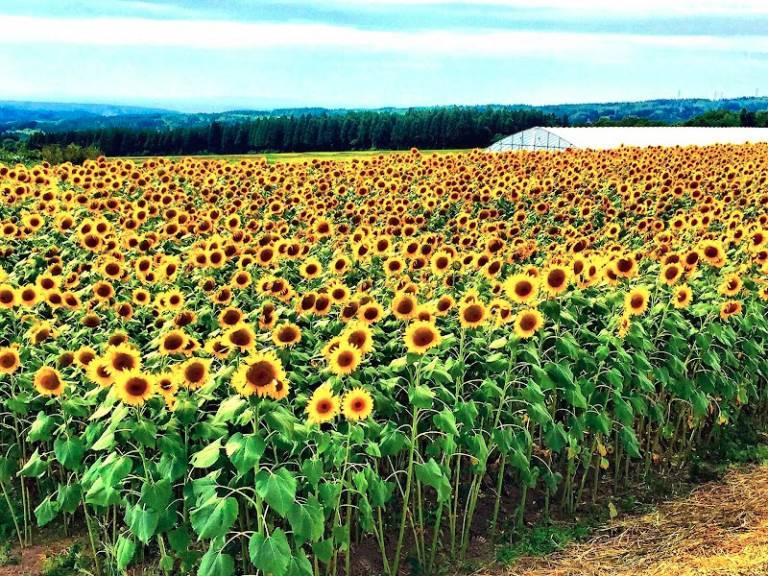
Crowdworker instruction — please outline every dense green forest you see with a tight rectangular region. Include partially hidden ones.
[3,103,768,159]
[23,108,561,155]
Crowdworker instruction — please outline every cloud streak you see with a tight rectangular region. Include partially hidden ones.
[1,14,767,59]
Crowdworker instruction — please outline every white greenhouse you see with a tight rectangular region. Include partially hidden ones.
[486,126,768,152]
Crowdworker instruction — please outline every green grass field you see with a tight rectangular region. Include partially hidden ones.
[121,149,468,163]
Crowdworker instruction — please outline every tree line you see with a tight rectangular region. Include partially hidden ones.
[10,106,768,160]
[25,107,563,156]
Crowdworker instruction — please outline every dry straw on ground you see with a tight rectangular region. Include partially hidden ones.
[480,466,768,576]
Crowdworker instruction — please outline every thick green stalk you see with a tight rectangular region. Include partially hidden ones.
[391,406,419,576]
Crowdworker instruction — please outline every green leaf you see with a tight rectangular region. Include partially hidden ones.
[312,539,334,564]
[408,384,435,409]
[620,427,641,458]
[433,408,459,436]
[255,468,297,518]
[225,433,265,475]
[301,458,323,486]
[199,544,234,576]
[287,498,325,544]
[210,396,247,427]
[127,504,160,544]
[19,449,47,478]
[34,496,60,527]
[54,436,85,471]
[415,458,451,502]
[28,412,55,443]
[191,496,238,540]
[140,479,172,513]
[286,548,314,576]
[191,439,222,469]
[116,536,137,571]
[564,385,588,410]
[249,528,291,576]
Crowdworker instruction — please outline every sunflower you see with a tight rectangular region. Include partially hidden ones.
[543,266,569,296]
[155,371,179,397]
[224,323,257,353]
[614,256,637,279]
[218,306,245,328]
[177,358,211,390]
[272,322,302,348]
[328,343,361,376]
[270,378,291,401]
[159,329,188,356]
[300,257,323,280]
[86,356,114,387]
[624,286,650,316]
[132,288,151,306]
[391,292,417,320]
[0,284,16,309]
[700,240,726,267]
[514,309,544,339]
[0,346,21,375]
[343,321,374,355]
[17,285,40,308]
[34,366,65,397]
[433,294,455,317]
[114,370,155,406]
[358,301,385,325]
[672,284,693,309]
[459,301,487,329]
[504,274,538,304]
[232,351,286,398]
[306,384,340,425]
[204,337,232,360]
[342,388,374,422]
[27,321,56,346]
[719,300,743,321]
[92,280,115,302]
[106,343,141,374]
[74,346,97,369]
[404,321,441,354]
[617,313,631,339]
[659,263,682,286]
[327,281,351,304]
[718,273,742,296]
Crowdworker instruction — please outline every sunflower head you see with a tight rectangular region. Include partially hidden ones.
[86,356,114,387]
[459,301,487,329]
[342,388,374,422]
[106,343,141,373]
[504,274,538,304]
[306,384,340,425]
[624,286,650,316]
[34,366,66,397]
[177,358,211,390]
[272,322,302,348]
[328,343,362,376]
[404,320,441,355]
[672,284,693,309]
[232,351,286,398]
[343,321,374,355]
[114,370,155,406]
[0,346,21,375]
[514,308,544,339]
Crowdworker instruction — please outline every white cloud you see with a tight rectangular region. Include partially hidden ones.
[324,0,768,16]
[0,14,767,58]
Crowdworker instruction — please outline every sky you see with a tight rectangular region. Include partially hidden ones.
[1,0,768,111]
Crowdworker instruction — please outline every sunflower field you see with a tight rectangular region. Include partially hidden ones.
[1,145,767,576]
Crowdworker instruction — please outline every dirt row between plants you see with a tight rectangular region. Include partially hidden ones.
[475,465,768,576]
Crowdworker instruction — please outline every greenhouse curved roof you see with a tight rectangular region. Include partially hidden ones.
[486,126,768,152]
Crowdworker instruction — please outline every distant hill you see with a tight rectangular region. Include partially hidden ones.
[5,97,768,135]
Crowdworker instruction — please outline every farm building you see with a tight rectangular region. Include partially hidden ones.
[486,126,768,152]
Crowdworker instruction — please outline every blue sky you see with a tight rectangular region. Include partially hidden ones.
[1,0,767,111]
